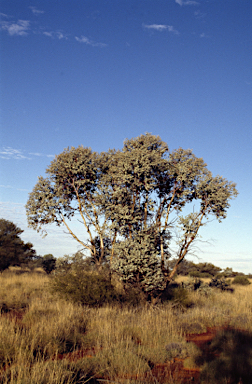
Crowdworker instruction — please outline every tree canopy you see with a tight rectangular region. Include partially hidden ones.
[26,133,238,288]
[0,219,36,271]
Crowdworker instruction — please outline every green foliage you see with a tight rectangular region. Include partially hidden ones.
[25,146,107,266]
[189,271,212,278]
[209,277,234,292]
[182,278,213,296]
[52,255,116,306]
[100,133,169,238]
[0,219,36,272]
[160,283,193,307]
[171,260,222,278]
[218,267,238,278]
[41,254,56,274]
[26,133,238,290]
[52,270,116,306]
[111,230,166,298]
[232,275,251,286]
[170,286,193,308]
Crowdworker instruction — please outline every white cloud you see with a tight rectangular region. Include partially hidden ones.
[43,31,53,37]
[29,6,44,15]
[0,185,13,189]
[75,35,107,47]
[29,152,54,158]
[75,36,90,43]
[56,31,65,40]
[143,24,179,35]
[175,0,199,6]
[0,185,29,192]
[199,33,209,38]
[144,24,168,32]
[1,20,30,36]
[0,147,54,160]
[0,147,31,160]
[43,30,68,40]
[194,10,206,19]
[29,152,43,156]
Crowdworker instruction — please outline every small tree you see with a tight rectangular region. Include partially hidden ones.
[111,229,166,301]
[42,254,56,274]
[0,219,36,272]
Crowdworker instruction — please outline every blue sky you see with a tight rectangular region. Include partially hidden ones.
[0,0,251,273]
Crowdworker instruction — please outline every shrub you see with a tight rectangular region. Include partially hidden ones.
[42,254,56,274]
[51,269,117,306]
[165,342,188,359]
[232,275,251,286]
[111,230,166,300]
[162,285,193,308]
[182,278,212,296]
[117,286,147,306]
[209,277,234,292]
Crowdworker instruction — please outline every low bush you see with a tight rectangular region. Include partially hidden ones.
[182,278,213,296]
[51,269,117,306]
[162,285,194,308]
[232,275,251,285]
[209,277,234,292]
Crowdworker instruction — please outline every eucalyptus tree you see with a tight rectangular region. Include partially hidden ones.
[26,133,238,286]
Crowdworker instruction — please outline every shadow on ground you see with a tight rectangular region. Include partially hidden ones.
[194,328,252,384]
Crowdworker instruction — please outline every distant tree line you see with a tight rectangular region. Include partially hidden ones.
[1,217,249,278]
[0,218,56,274]
[0,218,35,271]
[167,260,249,279]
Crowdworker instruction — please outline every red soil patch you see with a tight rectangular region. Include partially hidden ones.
[54,347,97,362]
[186,326,223,348]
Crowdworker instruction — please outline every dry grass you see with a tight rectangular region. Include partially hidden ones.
[0,270,252,383]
